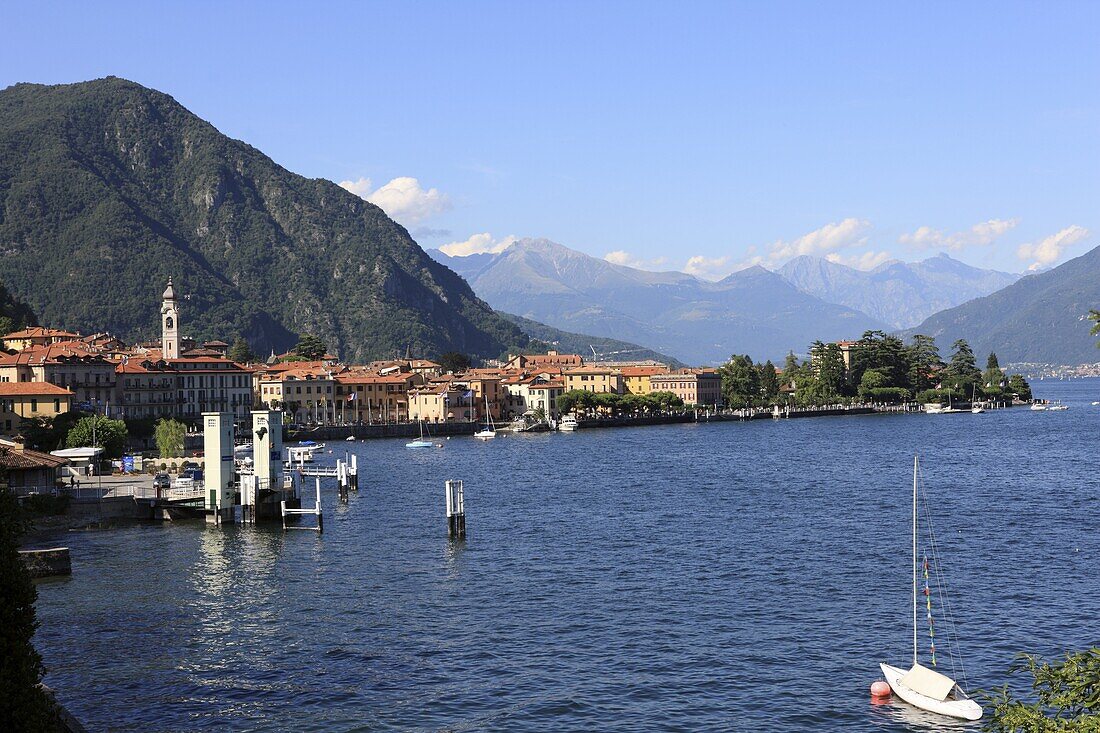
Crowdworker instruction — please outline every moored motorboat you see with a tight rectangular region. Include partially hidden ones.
[559,414,579,431]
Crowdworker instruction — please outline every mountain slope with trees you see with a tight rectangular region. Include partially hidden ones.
[903,243,1100,364]
[0,77,531,362]
[0,281,36,336]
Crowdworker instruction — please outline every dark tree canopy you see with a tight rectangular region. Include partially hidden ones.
[293,335,328,361]
[437,351,471,374]
[0,487,60,730]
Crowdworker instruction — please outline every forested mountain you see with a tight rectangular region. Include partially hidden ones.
[0,280,37,335]
[903,244,1100,365]
[779,254,1020,328]
[431,239,886,363]
[0,77,531,361]
[498,312,685,367]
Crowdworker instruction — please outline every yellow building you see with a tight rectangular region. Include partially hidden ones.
[333,371,423,424]
[619,365,670,395]
[256,368,336,425]
[0,382,73,434]
[563,366,623,394]
[408,384,471,423]
[1,327,81,352]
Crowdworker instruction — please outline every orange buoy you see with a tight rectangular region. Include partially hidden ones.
[870,680,892,698]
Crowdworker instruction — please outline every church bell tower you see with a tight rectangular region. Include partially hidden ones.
[161,277,180,359]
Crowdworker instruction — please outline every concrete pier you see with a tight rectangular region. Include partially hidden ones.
[19,547,72,578]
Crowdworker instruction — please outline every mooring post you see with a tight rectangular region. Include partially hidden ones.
[280,500,287,530]
[315,477,323,532]
[349,454,359,491]
[446,479,466,539]
[337,460,349,503]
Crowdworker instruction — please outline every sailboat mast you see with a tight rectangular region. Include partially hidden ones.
[913,454,918,666]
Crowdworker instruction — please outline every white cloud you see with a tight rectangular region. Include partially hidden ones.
[439,233,518,257]
[339,176,452,226]
[1016,225,1090,271]
[825,250,894,270]
[684,255,734,280]
[604,250,669,270]
[899,218,1019,251]
[767,218,871,261]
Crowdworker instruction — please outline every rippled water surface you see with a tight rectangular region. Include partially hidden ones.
[33,379,1100,731]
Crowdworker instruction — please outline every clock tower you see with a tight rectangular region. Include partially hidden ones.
[161,277,180,359]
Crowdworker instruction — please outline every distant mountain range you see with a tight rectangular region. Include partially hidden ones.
[903,243,1100,365]
[0,77,532,362]
[498,312,684,368]
[430,239,886,364]
[778,254,1020,329]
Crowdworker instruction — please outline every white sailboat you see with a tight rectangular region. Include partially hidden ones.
[474,395,497,439]
[879,456,982,722]
[406,419,437,449]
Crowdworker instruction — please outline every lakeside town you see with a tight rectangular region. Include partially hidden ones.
[0,278,1048,482]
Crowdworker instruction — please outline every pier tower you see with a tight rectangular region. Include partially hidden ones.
[161,277,180,359]
[203,412,235,523]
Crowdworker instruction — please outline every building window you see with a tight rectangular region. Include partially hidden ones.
[54,399,60,412]
[30,399,37,411]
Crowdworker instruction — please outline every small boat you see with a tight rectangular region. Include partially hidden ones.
[1048,402,1069,411]
[474,395,497,440]
[970,405,985,414]
[923,403,944,414]
[559,414,579,431]
[345,435,355,441]
[1092,401,1099,406]
[1030,402,1048,411]
[406,419,438,449]
[879,456,982,721]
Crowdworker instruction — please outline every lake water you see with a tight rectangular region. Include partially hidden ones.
[33,378,1100,732]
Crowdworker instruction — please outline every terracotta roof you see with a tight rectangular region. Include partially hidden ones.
[334,372,412,385]
[619,366,670,377]
[0,382,74,396]
[0,444,69,470]
[2,327,81,340]
[0,343,108,365]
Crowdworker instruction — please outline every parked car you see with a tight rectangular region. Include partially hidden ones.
[152,473,171,490]
[181,460,200,471]
[180,468,204,483]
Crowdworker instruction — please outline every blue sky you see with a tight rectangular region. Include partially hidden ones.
[3,1,1097,277]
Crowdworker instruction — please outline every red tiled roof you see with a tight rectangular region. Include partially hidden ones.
[0,444,69,470]
[0,382,73,396]
[2,327,81,340]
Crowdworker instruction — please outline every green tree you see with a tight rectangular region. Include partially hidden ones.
[18,411,85,452]
[0,487,60,730]
[65,415,128,458]
[758,360,780,403]
[293,334,328,360]
[906,334,944,395]
[1090,309,1100,343]
[154,418,186,459]
[808,341,846,402]
[943,339,982,397]
[1007,374,1033,402]
[437,351,471,374]
[719,355,760,407]
[983,352,1007,398]
[227,337,255,364]
[983,649,1100,731]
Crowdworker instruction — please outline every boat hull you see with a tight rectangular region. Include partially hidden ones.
[879,663,982,721]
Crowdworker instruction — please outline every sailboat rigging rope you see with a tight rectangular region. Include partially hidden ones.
[916,465,970,691]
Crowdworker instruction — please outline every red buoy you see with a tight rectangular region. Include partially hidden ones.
[870,680,892,698]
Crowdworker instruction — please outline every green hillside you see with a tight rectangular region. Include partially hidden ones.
[0,77,530,361]
[905,244,1100,365]
[499,312,686,367]
[0,280,37,335]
